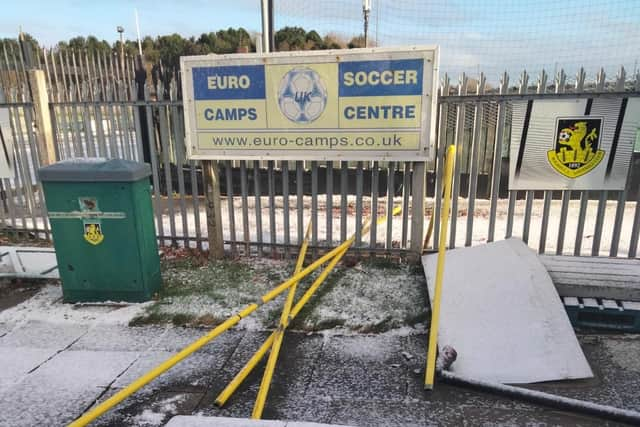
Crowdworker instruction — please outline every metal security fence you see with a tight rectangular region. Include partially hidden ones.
[1,48,639,259]
[0,101,50,239]
[434,68,640,258]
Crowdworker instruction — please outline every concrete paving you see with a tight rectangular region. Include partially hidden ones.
[0,320,639,426]
[165,415,353,426]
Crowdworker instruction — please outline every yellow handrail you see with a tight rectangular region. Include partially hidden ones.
[424,145,456,390]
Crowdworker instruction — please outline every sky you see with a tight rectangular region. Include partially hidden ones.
[0,0,262,46]
[2,0,639,80]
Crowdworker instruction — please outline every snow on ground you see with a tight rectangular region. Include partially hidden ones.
[295,263,427,332]
[143,257,294,329]
[0,250,426,344]
[132,394,190,426]
[155,196,640,257]
[138,256,427,333]
[11,196,639,258]
[0,284,151,326]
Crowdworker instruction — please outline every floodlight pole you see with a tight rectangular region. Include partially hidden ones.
[117,26,125,78]
[363,0,371,47]
[135,8,143,56]
[268,0,275,51]
[261,0,270,53]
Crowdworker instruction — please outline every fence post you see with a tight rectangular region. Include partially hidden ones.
[28,69,56,166]
[409,161,426,260]
[203,159,225,259]
[135,55,152,163]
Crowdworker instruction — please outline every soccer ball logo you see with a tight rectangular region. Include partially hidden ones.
[278,68,327,124]
[558,130,571,143]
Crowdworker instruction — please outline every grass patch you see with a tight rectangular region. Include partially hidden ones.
[130,256,295,328]
[132,252,428,333]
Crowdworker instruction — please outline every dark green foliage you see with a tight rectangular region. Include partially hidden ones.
[2,27,364,82]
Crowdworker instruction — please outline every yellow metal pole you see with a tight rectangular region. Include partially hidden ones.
[217,207,401,409]
[422,209,435,252]
[288,245,349,319]
[214,332,275,407]
[249,246,349,419]
[71,206,404,426]
[68,314,246,427]
[424,145,456,390]
[215,246,349,408]
[252,222,312,418]
[69,229,338,427]
[253,207,401,416]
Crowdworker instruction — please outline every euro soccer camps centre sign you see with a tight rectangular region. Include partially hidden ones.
[180,47,439,160]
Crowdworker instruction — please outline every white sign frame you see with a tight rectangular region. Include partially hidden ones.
[180,46,439,161]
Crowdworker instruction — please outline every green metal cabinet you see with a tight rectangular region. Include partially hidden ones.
[39,159,161,302]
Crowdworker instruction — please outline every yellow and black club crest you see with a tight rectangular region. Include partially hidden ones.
[547,118,605,178]
[83,221,104,245]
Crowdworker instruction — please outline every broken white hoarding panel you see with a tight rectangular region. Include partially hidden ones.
[422,238,593,384]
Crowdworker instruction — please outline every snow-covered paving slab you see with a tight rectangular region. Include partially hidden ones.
[0,346,58,389]
[112,350,234,390]
[0,288,157,426]
[0,322,13,337]
[69,324,168,352]
[422,238,593,384]
[0,284,151,326]
[0,319,87,349]
[166,415,354,427]
[0,349,138,426]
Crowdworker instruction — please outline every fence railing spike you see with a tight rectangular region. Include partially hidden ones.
[499,71,509,94]
[616,66,626,91]
[458,73,467,96]
[519,70,529,94]
[478,72,486,94]
[537,69,548,94]
[576,67,586,91]
[596,67,606,91]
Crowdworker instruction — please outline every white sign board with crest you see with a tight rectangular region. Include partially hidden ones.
[509,98,639,190]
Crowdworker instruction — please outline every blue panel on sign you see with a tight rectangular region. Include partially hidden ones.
[339,59,423,97]
[192,65,265,100]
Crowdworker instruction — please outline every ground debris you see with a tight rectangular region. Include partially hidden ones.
[401,351,414,360]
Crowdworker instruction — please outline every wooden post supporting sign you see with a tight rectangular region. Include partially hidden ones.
[28,69,56,166]
[203,159,225,259]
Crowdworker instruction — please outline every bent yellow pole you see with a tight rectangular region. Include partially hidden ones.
[424,145,456,390]
[252,221,313,419]
[422,208,435,252]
